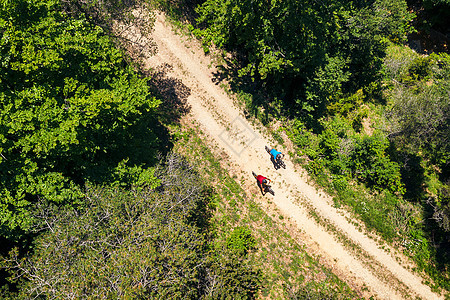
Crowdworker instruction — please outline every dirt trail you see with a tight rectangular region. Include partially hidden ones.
[140,12,442,299]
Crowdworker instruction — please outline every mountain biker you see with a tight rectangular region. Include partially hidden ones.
[268,148,284,169]
[269,148,284,162]
[256,174,271,195]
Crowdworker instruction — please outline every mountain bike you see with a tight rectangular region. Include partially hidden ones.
[265,185,275,196]
[277,157,286,169]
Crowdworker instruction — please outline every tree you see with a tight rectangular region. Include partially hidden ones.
[59,0,157,62]
[387,53,450,170]
[386,52,450,236]
[1,154,261,298]
[195,0,414,117]
[0,0,160,239]
[350,135,405,194]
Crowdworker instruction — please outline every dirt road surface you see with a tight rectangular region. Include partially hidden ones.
[129,12,443,299]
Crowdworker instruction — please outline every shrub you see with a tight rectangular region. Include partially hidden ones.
[332,176,349,193]
[226,226,257,256]
[408,56,433,81]
[350,136,405,194]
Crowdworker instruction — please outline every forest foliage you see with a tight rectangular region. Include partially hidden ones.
[191,0,450,291]
[194,0,414,116]
[1,0,449,297]
[2,154,260,298]
[0,0,261,297]
[0,0,161,239]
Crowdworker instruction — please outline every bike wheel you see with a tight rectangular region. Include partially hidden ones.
[266,186,275,196]
[265,146,270,153]
[252,171,257,179]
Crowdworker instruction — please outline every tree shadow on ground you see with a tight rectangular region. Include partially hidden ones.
[393,151,427,202]
[147,63,191,124]
[211,54,324,132]
[154,0,202,25]
[391,148,450,287]
[422,199,450,285]
[407,0,450,54]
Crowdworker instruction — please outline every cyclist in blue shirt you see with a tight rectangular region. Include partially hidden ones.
[265,146,285,169]
[270,148,283,162]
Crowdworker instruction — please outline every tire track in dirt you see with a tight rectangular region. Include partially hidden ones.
[138,12,442,300]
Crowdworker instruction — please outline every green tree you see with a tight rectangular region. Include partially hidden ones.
[195,0,413,117]
[350,135,404,194]
[0,0,160,239]
[387,53,450,170]
[1,154,260,298]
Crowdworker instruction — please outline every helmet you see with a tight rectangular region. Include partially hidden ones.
[262,179,267,184]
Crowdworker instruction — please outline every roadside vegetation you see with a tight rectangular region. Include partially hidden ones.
[173,123,361,299]
[0,0,259,298]
[0,0,359,298]
[166,0,449,293]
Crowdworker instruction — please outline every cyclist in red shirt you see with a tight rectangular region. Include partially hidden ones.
[252,171,272,195]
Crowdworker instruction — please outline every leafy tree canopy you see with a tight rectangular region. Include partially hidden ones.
[1,154,260,298]
[0,0,161,239]
[195,0,414,116]
[386,52,450,173]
